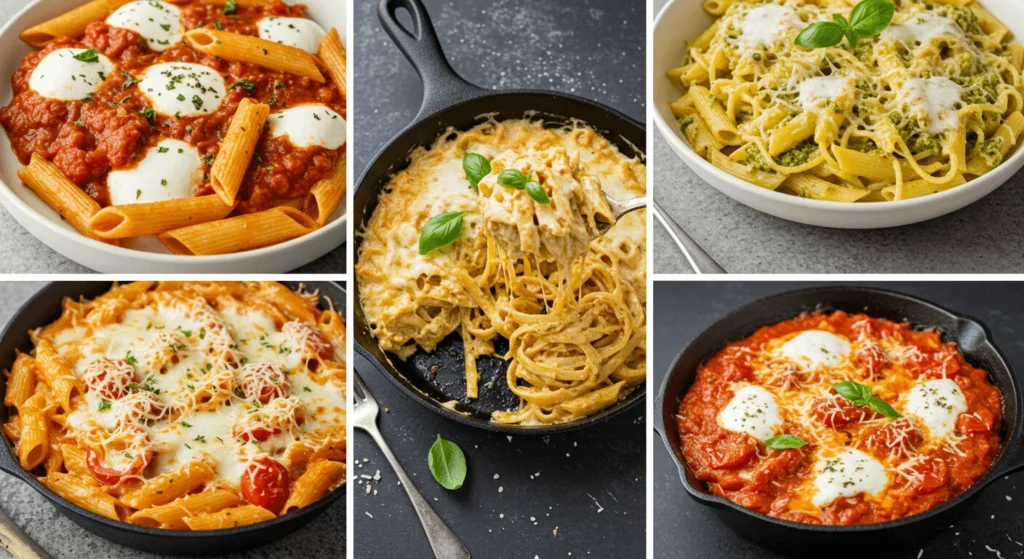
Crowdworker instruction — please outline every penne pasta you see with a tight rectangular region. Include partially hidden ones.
[4,353,37,411]
[303,155,346,226]
[43,473,128,521]
[88,195,235,239]
[318,28,347,97]
[19,0,132,46]
[211,98,270,205]
[184,29,325,82]
[122,462,216,509]
[17,393,49,470]
[33,340,83,413]
[17,154,111,244]
[130,490,240,530]
[184,505,276,530]
[158,206,319,255]
[281,460,344,514]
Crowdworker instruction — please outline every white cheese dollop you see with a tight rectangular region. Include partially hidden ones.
[29,48,114,101]
[719,385,782,442]
[812,448,889,507]
[257,16,327,54]
[107,138,203,205]
[137,62,226,117]
[777,330,851,370]
[268,104,346,149]
[904,378,968,439]
[897,77,963,135]
[106,0,183,52]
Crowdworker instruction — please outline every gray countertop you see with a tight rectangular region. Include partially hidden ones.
[653,281,1024,559]
[652,0,1024,275]
[0,282,346,559]
[0,0,345,274]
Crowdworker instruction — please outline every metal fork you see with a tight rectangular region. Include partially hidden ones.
[353,371,471,559]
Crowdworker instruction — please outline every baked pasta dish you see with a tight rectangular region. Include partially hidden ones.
[0,0,347,255]
[677,311,1003,525]
[1,282,346,530]
[668,0,1024,202]
[356,118,646,426]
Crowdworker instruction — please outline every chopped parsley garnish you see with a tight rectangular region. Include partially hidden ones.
[98,399,111,411]
[214,20,223,30]
[73,49,100,62]
[74,120,84,127]
[191,95,203,110]
[230,78,256,93]
[125,351,138,365]
[202,153,216,165]
[139,107,156,122]
[223,0,237,15]
[194,435,206,443]
[181,421,192,428]
[158,147,169,153]
[109,95,132,107]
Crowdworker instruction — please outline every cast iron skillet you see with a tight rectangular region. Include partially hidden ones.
[353,0,647,434]
[0,281,347,556]
[655,287,1024,551]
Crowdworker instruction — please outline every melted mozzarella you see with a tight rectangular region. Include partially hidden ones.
[107,138,202,205]
[897,77,963,135]
[883,12,964,47]
[904,378,967,439]
[257,16,326,54]
[29,48,114,101]
[106,0,183,52]
[138,62,226,116]
[719,385,781,441]
[736,4,803,49]
[777,330,851,369]
[799,76,851,109]
[811,448,888,507]
[268,104,346,149]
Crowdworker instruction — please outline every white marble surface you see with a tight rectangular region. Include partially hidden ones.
[0,282,346,559]
[653,0,1024,274]
[0,0,345,273]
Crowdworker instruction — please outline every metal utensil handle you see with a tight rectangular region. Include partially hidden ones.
[652,201,726,274]
[364,424,471,559]
[610,196,647,221]
[0,508,53,559]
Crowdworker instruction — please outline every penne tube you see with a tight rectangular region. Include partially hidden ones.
[17,154,113,244]
[318,28,347,97]
[882,174,966,201]
[122,461,216,509]
[42,473,128,521]
[184,29,325,82]
[4,353,37,411]
[17,393,49,470]
[211,99,270,205]
[20,0,132,46]
[689,85,739,146]
[158,206,318,255]
[33,340,83,413]
[184,505,276,530]
[281,460,345,514]
[130,490,240,530]
[711,150,787,190]
[88,195,235,239]
[781,173,871,202]
[303,156,346,226]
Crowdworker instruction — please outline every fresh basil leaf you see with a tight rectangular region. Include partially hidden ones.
[850,0,895,38]
[223,0,237,14]
[428,435,467,490]
[833,380,873,405]
[764,434,807,450]
[419,211,464,255]
[462,153,491,188]
[525,181,550,204]
[795,22,846,49]
[867,396,903,418]
[833,14,859,48]
[497,169,528,189]
[73,49,100,62]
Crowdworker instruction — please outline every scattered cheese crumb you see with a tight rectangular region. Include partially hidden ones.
[498,486,504,493]
[494,473,500,480]
[365,512,373,518]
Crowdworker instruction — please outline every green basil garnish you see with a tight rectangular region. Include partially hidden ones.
[462,152,490,188]
[497,169,528,190]
[764,434,806,450]
[223,0,237,15]
[419,211,464,255]
[833,380,903,418]
[73,49,100,62]
[427,435,467,490]
[795,0,894,49]
[525,181,550,204]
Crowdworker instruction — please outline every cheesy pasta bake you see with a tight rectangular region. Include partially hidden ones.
[357,118,646,426]
[1,282,346,530]
[668,0,1024,202]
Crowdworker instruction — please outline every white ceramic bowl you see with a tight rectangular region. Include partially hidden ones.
[653,0,1024,229]
[0,0,347,272]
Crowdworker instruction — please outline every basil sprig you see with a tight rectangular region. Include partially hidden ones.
[764,434,807,450]
[462,153,491,188]
[419,211,464,255]
[796,0,894,49]
[525,180,550,204]
[497,169,529,190]
[428,435,467,490]
[833,380,903,418]
[73,49,100,62]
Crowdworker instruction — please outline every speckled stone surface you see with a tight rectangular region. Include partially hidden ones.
[354,1,646,557]
[0,282,346,559]
[654,281,1024,559]
[0,0,345,274]
[652,0,1024,275]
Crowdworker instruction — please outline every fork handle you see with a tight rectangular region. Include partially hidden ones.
[363,425,471,559]
[0,508,53,559]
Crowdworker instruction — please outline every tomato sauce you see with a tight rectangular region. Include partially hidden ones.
[676,311,1003,525]
[0,1,344,213]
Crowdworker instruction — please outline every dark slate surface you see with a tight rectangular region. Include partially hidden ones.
[353,352,646,558]
[354,0,646,177]
[653,281,1024,559]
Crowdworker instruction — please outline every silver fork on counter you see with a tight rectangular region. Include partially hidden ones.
[353,372,471,559]
[0,508,53,559]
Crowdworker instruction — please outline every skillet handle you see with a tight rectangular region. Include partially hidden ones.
[0,508,53,559]
[992,388,1024,478]
[378,0,487,119]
